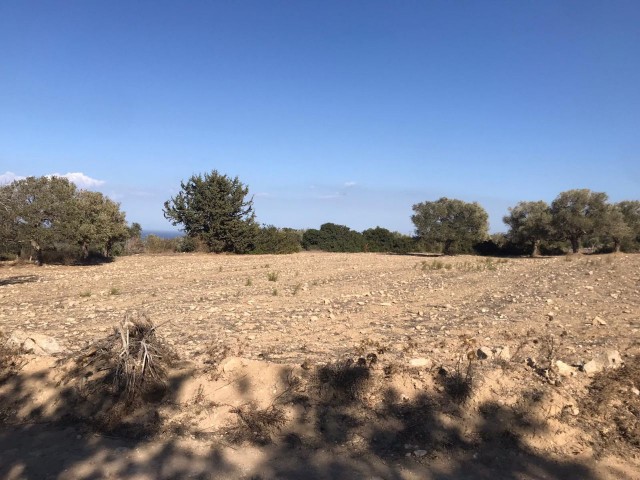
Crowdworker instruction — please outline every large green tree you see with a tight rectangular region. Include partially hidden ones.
[503,201,553,257]
[550,189,608,253]
[74,190,130,258]
[617,201,640,251]
[411,198,489,255]
[163,171,257,253]
[0,176,131,264]
[1,176,77,264]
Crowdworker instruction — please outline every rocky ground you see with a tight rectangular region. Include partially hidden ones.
[0,252,639,479]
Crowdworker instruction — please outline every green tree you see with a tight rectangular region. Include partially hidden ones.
[362,227,413,253]
[599,204,632,253]
[550,189,608,253]
[617,201,640,251]
[163,171,257,253]
[74,190,129,258]
[3,176,78,265]
[301,223,364,252]
[252,226,302,254]
[503,201,553,257]
[411,198,489,255]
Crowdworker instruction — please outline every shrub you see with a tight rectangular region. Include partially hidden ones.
[302,223,364,252]
[252,226,302,254]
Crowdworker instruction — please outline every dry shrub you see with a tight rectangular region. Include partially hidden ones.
[0,332,22,379]
[225,403,287,445]
[313,358,373,404]
[62,311,177,431]
[581,355,640,451]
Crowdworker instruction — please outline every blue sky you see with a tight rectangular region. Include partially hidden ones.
[1,1,639,233]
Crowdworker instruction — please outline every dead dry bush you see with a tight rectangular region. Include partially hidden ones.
[0,332,25,425]
[61,311,177,432]
[580,355,640,452]
[0,332,22,379]
[224,403,287,445]
[312,358,374,405]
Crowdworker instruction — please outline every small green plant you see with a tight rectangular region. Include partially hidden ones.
[245,278,253,286]
[311,279,319,286]
[267,271,279,282]
[109,287,121,296]
[292,283,302,295]
[80,291,92,298]
[272,288,278,296]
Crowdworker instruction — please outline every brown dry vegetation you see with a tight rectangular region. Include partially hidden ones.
[0,252,639,479]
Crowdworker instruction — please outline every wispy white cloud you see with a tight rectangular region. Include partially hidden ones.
[344,181,357,187]
[0,172,26,184]
[316,192,342,200]
[49,172,105,188]
[1,171,106,188]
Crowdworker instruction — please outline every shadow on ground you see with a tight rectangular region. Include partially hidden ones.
[0,359,617,480]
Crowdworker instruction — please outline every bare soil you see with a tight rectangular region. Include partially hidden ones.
[1,252,639,479]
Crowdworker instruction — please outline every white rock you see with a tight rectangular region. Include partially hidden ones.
[8,330,63,355]
[582,360,602,376]
[409,358,432,368]
[414,449,428,457]
[555,360,576,377]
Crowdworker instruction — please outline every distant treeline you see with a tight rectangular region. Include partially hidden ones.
[2,172,639,264]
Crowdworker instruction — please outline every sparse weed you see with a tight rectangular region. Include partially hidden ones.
[292,283,302,295]
[80,291,92,298]
[267,271,279,282]
[272,288,278,296]
[109,287,121,296]
[245,278,253,287]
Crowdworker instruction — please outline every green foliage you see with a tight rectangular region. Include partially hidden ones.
[302,223,364,252]
[503,201,553,256]
[252,226,302,254]
[163,170,257,253]
[362,227,414,253]
[0,176,130,264]
[550,189,608,253]
[411,198,489,255]
[616,201,640,252]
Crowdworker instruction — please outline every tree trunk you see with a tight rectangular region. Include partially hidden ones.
[531,239,541,257]
[30,240,43,266]
[614,240,621,253]
[570,237,580,254]
[82,242,89,260]
[443,239,453,255]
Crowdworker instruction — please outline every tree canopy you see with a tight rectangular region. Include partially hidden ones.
[163,171,257,253]
[411,198,488,255]
[503,201,553,257]
[0,176,130,264]
[550,189,608,253]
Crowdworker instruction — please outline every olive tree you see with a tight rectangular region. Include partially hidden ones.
[74,190,129,258]
[503,201,552,257]
[411,198,489,255]
[550,189,608,253]
[163,170,257,253]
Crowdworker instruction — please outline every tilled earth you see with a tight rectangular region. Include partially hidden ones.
[1,252,640,480]
[1,252,639,367]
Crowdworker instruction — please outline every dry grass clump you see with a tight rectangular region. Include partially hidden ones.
[225,403,287,445]
[581,355,640,451]
[64,311,177,410]
[0,332,22,379]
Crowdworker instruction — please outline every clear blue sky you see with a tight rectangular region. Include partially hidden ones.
[1,1,639,233]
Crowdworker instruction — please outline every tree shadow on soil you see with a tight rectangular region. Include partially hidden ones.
[0,275,38,287]
[0,359,612,480]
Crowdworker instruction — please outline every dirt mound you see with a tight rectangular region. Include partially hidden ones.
[580,355,640,454]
